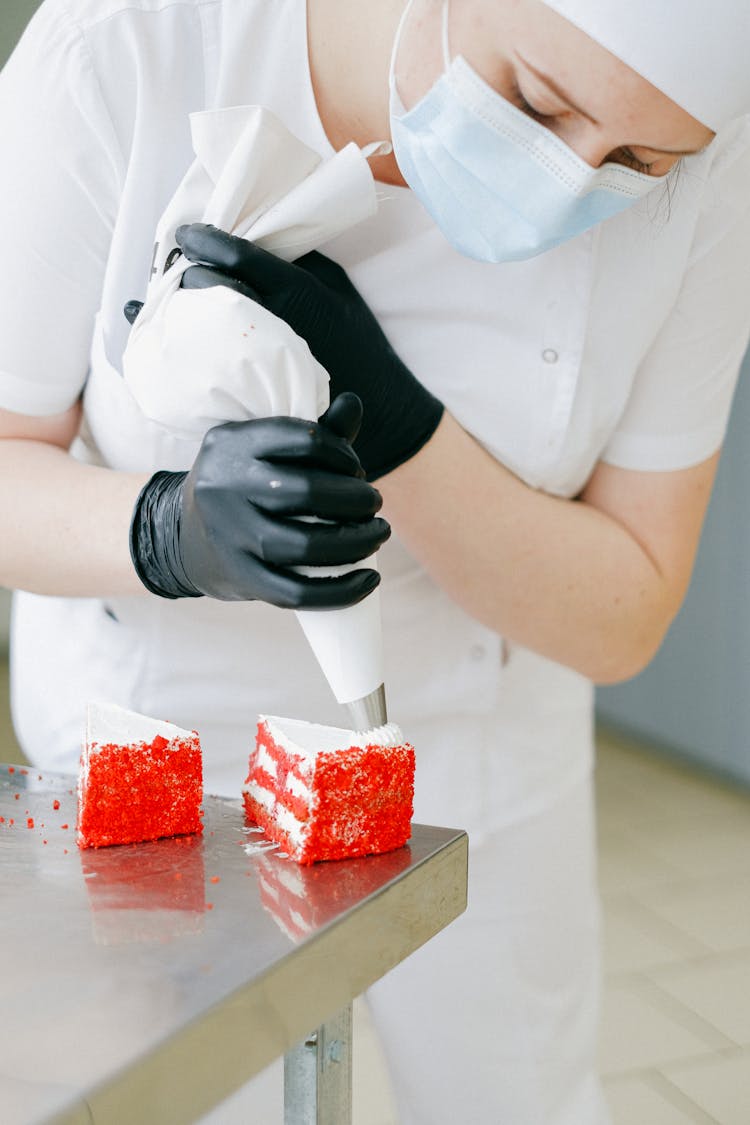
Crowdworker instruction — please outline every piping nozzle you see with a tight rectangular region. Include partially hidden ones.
[345,683,388,731]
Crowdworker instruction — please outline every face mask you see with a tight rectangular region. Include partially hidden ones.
[388,0,668,263]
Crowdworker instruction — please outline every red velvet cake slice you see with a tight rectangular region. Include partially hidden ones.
[242,715,415,865]
[77,701,203,849]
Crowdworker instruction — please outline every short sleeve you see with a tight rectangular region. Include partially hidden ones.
[0,0,123,416]
[602,122,750,472]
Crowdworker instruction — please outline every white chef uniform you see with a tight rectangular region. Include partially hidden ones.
[1,2,750,1122]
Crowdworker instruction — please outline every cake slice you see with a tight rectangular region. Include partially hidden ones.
[242,715,415,865]
[77,701,203,848]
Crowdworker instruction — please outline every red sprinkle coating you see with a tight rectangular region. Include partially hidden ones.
[243,719,415,865]
[7,766,14,774]
[53,800,60,811]
[77,730,203,849]
[27,818,34,829]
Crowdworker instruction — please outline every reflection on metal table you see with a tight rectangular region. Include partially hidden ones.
[0,765,468,1124]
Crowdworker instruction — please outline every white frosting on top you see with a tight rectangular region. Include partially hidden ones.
[260,715,404,762]
[87,700,194,749]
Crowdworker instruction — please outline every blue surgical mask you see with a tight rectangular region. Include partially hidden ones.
[388,0,668,263]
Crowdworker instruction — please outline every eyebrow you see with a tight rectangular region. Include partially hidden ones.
[513,51,707,157]
[514,51,600,125]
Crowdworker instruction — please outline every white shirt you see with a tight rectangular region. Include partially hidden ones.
[2,0,750,834]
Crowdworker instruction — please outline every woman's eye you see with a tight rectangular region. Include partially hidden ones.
[614,147,656,175]
[512,83,551,121]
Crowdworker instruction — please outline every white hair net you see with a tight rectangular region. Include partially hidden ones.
[541,0,750,130]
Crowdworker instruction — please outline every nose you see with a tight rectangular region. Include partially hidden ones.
[556,120,615,169]
[570,139,614,170]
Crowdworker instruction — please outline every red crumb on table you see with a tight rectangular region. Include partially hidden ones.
[0,816,4,824]
[53,800,60,811]
[9,818,14,825]
[77,732,202,849]
[205,902,214,911]
[13,794,19,801]
[61,824,69,830]
[210,876,220,884]
[26,818,34,829]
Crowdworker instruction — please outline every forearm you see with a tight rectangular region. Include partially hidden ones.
[380,413,688,684]
[0,439,148,596]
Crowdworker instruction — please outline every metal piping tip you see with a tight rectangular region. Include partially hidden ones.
[344,684,388,730]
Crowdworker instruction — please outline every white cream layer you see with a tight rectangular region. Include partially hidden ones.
[254,742,278,779]
[244,779,307,848]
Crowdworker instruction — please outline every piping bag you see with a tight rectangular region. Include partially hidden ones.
[122,106,390,728]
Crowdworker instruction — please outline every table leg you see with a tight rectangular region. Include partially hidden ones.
[284,1003,353,1124]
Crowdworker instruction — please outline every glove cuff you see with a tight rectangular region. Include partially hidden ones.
[358,367,445,482]
[129,471,202,599]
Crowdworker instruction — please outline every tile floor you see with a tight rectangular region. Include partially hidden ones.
[1,659,749,1124]
[596,726,750,1125]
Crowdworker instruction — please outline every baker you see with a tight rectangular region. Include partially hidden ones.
[1,1,749,1121]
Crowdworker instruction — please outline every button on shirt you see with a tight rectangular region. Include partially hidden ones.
[2,0,750,830]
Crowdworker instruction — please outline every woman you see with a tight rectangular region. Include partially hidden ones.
[1,0,749,1121]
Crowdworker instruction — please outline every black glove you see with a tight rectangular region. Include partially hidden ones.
[129,393,390,609]
[170,223,444,480]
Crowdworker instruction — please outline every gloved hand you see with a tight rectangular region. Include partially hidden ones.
[129,393,390,609]
[168,223,445,480]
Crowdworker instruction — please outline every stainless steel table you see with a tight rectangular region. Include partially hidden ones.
[0,765,468,1124]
